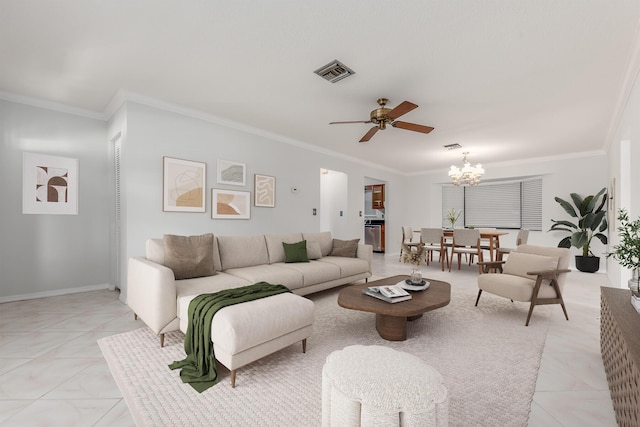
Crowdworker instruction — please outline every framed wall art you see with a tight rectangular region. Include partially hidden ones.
[212,189,251,219]
[163,157,206,212]
[23,152,79,215]
[254,174,276,207]
[217,159,246,186]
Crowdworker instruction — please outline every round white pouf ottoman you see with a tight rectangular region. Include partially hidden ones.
[322,345,448,427]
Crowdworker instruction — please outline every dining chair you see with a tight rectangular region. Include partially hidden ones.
[496,229,530,261]
[449,228,483,273]
[399,226,422,261]
[420,228,449,271]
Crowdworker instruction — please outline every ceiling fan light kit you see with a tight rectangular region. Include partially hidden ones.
[449,152,485,186]
[330,98,434,142]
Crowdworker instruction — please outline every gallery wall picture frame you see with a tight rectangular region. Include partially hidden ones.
[254,174,276,207]
[163,156,206,212]
[212,188,251,219]
[217,159,246,186]
[23,152,79,215]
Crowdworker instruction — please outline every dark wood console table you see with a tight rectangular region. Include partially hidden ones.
[600,286,640,426]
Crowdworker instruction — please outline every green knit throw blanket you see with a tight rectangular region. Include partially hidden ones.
[168,282,291,393]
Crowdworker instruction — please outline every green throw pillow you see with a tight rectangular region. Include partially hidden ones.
[283,240,309,263]
[330,238,360,257]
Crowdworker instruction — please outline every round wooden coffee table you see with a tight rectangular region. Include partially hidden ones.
[338,275,451,341]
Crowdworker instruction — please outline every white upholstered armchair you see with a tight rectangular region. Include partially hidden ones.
[476,244,571,326]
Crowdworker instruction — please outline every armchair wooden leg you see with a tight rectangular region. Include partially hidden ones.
[230,370,236,388]
[159,333,165,348]
[475,290,482,306]
[302,338,307,353]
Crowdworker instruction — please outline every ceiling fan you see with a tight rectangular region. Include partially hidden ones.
[330,98,434,142]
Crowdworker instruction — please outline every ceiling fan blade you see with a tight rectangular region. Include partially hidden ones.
[329,120,372,124]
[392,121,435,134]
[359,126,379,142]
[386,101,418,120]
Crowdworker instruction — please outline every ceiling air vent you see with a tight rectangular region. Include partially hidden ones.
[314,60,355,83]
[444,143,462,150]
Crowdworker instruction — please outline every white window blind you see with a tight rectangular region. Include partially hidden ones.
[466,182,521,228]
[442,178,543,230]
[521,179,542,231]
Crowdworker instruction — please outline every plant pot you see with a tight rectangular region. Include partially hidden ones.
[575,256,600,273]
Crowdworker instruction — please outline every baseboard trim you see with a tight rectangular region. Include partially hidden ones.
[0,283,112,303]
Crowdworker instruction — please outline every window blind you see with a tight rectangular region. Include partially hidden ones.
[442,178,543,230]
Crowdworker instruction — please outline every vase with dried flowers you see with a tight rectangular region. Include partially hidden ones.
[445,208,461,229]
[401,243,426,284]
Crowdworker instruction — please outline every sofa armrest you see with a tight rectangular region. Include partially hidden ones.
[357,244,373,273]
[127,256,178,335]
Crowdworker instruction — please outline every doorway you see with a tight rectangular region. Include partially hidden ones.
[364,177,387,253]
[320,168,348,237]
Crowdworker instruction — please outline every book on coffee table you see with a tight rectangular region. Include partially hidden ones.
[363,285,412,303]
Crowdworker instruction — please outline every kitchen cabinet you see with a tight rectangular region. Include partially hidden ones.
[369,184,385,209]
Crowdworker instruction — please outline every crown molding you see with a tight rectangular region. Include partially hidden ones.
[0,90,105,120]
[106,90,404,175]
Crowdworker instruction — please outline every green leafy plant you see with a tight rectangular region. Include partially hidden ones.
[444,208,461,228]
[606,208,640,269]
[549,187,608,257]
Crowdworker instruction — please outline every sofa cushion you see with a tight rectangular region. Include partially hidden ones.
[265,233,304,264]
[176,273,252,320]
[503,252,558,280]
[330,238,360,258]
[163,233,215,280]
[210,292,315,355]
[303,232,333,257]
[477,273,559,302]
[317,256,370,278]
[306,240,323,260]
[218,234,269,270]
[283,240,309,263]
[275,260,341,285]
[224,264,305,290]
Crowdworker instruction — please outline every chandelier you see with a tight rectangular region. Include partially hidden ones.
[448,152,485,186]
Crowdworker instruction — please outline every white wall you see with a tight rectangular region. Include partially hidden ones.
[607,64,640,288]
[0,99,111,300]
[402,153,609,267]
[118,101,407,300]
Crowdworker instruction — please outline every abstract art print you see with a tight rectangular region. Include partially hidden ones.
[254,174,275,207]
[212,189,250,219]
[217,159,246,186]
[163,157,206,212]
[23,152,78,215]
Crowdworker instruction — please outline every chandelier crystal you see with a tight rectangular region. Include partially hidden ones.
[448,152,485,186]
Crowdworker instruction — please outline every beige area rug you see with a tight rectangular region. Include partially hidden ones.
[99,288,551,426]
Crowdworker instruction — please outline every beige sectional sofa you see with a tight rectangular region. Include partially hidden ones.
[127,231,372,346]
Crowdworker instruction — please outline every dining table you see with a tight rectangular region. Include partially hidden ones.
[443,229,508,262]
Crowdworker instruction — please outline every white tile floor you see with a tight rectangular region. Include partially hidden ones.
[0,253,618,426]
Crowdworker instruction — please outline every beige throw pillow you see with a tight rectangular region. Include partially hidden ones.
[306,240,323,260]
[163,233,215,280]
[330,238,360,258]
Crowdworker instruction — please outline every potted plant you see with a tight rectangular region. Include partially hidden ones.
[549,187,608,272]
[444,208,461,229]
[606,208,640,295]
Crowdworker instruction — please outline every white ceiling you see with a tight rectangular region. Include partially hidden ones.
[2,1,639,174]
